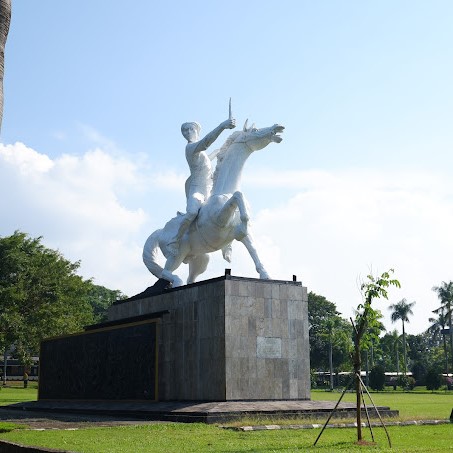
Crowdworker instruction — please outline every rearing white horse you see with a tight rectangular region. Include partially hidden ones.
[143,120,284,287]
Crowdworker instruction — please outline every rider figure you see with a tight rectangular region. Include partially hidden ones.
[167,116,236,256]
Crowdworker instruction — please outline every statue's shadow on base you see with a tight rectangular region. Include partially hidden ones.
[126,279,172,302]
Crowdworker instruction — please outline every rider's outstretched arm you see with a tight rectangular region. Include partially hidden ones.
[194,119,235,153]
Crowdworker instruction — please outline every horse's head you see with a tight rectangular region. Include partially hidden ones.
[240,120,285,151]
[212,120,285,195]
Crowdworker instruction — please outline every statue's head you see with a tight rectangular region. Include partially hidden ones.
[181,122,201,142]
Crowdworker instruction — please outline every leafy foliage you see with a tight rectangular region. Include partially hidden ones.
[379,330,402,372]
[432,281,453,320]
[369,364,385,390]
[354,269,400,349]
[308,292,352,371]
[0,231,125,366]
[361,269,401,304]
[411,361,427,385]
[87,284,127,323]
[355,307,385,352]
[354,270,400,348]
[389,298,416,325]
[425,367,442,391]
[396,374,415,390]
[432,281,453,373]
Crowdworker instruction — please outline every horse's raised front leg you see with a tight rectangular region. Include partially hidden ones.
[239,234,270,279]
[217,191,250,238]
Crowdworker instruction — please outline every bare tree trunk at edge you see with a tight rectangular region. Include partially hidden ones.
[0,0,12,133]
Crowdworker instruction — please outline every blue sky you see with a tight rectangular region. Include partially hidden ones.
[1,1,453,334]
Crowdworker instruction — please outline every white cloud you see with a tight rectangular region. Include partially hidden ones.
[0,142,54,175]
[0,142,151,293]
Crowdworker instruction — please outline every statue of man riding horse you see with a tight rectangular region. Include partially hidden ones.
[143,100,284,288]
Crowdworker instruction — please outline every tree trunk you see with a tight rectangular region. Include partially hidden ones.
[449,303,453,373]
[354,337,362,441]
[396,345,399,376]
[442,333,448,374]
[329,339,334,391]
[2,348,7,385]
[402,321,407,376]
[0,0,11,132]
[365,350,369,387]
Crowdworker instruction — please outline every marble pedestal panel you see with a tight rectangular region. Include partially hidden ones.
[108,276,310,401]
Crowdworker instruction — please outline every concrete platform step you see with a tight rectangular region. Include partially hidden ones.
[3,400,399,424]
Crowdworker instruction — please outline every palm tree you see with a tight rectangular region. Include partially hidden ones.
[0,0,12,132]
[428,309,449,373]
[432,281,453,372]
[326,318,336,391]
[320,317,340,391]
[388,329,401,376]
[389,298,415,375]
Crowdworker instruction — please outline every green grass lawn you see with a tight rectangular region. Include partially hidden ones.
[0,384,38,406]
[1,422,452,452]
[0,387,452,452]
[311,389,453,421]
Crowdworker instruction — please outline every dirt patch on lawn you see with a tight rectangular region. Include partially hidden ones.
[0,408,165,430]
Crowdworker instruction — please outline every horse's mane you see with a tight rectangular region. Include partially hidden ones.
[212,131,242,187]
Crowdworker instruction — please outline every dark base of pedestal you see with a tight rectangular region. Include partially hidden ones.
[3,399,399,424]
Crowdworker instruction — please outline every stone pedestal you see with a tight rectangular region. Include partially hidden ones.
[108,275,310,401]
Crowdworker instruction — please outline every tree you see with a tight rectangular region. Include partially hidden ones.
[432,281,453,372]
[389,298,415,375]
[319,316,352,390]
[352,269,400,442]
[308,292,351,377]
[369,364,385,391]
[0,231,94,366]
[428,309,449,373]
[87,284,127,323]
[379,330,401,375]
[359,308,385,386]
[406,332,445,386]
[0,0,11,132]
[308,292,339,370]
[425,367,442,391]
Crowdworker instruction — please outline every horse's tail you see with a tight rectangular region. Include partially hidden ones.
[143,229,164,279]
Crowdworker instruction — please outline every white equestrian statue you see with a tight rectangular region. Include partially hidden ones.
[142,120,284,287]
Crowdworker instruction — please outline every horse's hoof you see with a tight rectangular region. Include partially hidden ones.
[162,270,184,287]
[172,276,184,287]
[222,244,233,263]
[259,271,270,279]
